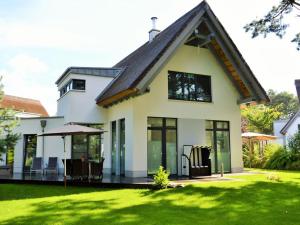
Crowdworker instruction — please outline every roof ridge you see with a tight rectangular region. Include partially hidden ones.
[3,94,42,103]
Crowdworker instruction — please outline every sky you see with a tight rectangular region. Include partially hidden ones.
[0,0,300,115]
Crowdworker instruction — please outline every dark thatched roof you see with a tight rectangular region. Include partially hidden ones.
[94,1,269,106]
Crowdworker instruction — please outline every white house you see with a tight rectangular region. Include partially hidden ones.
[12,1,269,177]
[0,95,48,166]
[273,80,300,146]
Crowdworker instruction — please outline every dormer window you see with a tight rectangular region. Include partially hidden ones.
[60,79,86,97]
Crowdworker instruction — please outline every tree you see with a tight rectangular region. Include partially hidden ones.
[244,0,300,50]
[266,89,299,119]
[0,79,20,164]
[241,104,282,134]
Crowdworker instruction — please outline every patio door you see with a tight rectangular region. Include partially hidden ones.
[147,117,177,175]
[205,121,231,173]
[23,134,37,173]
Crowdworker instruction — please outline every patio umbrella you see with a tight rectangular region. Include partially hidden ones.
[38,124,104,188]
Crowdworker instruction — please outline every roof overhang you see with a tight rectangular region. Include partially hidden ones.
[96,1,269,107]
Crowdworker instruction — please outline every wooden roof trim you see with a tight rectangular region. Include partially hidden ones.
[97,88,138,107]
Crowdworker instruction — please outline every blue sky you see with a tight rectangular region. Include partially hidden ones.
[1,0,300,115]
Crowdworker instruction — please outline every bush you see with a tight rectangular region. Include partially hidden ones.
[288,132,300,154]
[153,166,170,189]
[264,147,292,169]
[243,143,281,168]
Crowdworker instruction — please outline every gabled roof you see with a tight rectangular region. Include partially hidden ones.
[0,95,49,116]
[95,1,269,107]
[56,67,123,85]
[280,110,300,135]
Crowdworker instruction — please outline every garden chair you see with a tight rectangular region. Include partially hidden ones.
[30,157,43,176]
[44,157,58,175]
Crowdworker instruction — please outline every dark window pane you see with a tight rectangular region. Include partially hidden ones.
[73,79,85,90]
[168,71,211,102]
[166,118,176,128]
[216,121,229,129]
[147,117,163,128]
[111,121,117,174]
[205,120,213,129]
[72,135,88,159]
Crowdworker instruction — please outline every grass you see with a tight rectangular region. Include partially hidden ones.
[0,170,300,225]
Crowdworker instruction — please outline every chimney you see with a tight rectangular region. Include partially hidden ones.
[295,79,300,102]
[149,17,160,42]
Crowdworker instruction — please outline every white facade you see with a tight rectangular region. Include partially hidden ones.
[105,45,243,176]
[11,43,248,178]
[274,115,300,146]
[273,119,289,146]
[11,46,244,177]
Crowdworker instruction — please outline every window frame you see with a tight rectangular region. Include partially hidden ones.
[59,79,86,97]
[168,70,212,103]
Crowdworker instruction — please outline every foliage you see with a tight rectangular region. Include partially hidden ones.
[0,78,20,163]
[243,143,283,169]
[287,132,300,154]
[264,147,292,169]
[153,166,170,189]
[244,0,300,50]
[241,104,282,134]
[266,89,299,119]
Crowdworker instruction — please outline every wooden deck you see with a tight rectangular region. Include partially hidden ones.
[0,173,231,189]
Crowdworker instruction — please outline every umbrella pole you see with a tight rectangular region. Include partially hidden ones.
[62,136,66,188]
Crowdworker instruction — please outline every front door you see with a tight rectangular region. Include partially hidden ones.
[147,117,177,175]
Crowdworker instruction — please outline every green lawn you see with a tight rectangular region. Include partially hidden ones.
[0,170,300,225]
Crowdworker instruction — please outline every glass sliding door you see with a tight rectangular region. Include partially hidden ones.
[147,129,162,175]
[111,121,117,175]
[147,117,177,175]
[205,120,231,173]
[216,130,231,172]
[119,119,125,176]
[205,129,216,173]
[166,129,177,175]
[23,134,37,173]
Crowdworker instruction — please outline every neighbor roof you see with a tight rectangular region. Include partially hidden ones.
[95,1,269,106]
[0,95,49,116]
[280,110,300,135]
[55,67,123,85]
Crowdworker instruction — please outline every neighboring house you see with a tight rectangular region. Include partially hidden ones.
[1,95,48,118]
[274,80,300,146]
[12,1,268,177]
[0,95,48,166]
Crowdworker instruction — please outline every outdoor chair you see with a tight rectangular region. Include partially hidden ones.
[30,157,43,176]
[90,158,105,181]
[44,157,58,175]
[182,146,211,178]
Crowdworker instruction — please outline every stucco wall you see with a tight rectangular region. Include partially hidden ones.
[107,45,243,176]
[273,120,288,146]
[13,117,66,173]
[285,116,300,144]
[56,73,113,123]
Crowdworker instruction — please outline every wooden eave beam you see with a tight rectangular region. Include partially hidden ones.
[97,88,138,107]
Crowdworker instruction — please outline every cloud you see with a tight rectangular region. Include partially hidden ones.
[7,54,48,74]
[0,54,57,115]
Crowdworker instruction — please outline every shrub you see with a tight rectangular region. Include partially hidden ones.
[153,166,170,189]
[264,147,292,170]
[288,132,300,154]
